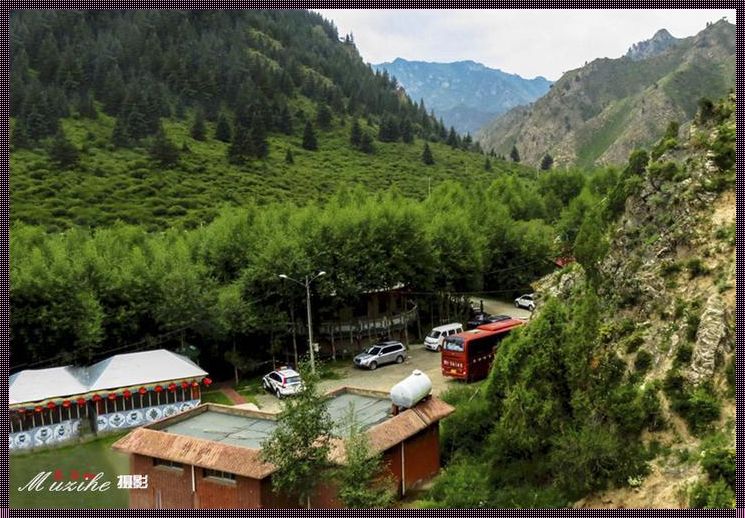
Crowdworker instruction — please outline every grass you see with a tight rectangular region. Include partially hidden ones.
[11,110,528,231]
[199,390,234,406]
[10,432,130,509]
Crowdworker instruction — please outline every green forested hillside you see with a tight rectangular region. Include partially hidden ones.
[11,10,509,230]
[425,95,735,509]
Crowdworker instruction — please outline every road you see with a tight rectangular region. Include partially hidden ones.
[253,297,532,412]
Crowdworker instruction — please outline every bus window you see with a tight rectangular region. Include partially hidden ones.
[443,337,464,352]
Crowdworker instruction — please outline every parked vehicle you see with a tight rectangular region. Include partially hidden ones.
[514,293,536,311]
[442,318,524,382]
[262,367,303,398]
[424,323,464,351]
[354,341,407,370]
[466,313,511,330]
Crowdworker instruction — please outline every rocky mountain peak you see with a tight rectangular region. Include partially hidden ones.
[626,28,679,60]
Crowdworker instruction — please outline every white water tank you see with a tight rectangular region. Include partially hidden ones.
[390,370,432,409]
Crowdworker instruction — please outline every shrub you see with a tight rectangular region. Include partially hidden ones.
[686,313,701,342]
[684,385,721,435]
[674,344,693,368]
[689,479,735,509]
[700,443,735,490]
[686,258,708,278]
[634,350,653,374]
[623,332,645,354]
[660,260,681,277]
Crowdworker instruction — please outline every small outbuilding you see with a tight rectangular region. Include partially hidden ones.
[113,386,454,508]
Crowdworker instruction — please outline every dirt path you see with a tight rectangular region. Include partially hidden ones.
[220,387,248,405]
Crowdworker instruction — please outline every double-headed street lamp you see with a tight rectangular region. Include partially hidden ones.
[279,271,326,374]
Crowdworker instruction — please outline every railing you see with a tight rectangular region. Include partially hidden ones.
[318,305,418,337]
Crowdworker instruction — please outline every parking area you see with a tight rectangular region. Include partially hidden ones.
[253,298,533,413]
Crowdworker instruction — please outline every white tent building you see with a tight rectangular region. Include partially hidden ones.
[9,349,210,451]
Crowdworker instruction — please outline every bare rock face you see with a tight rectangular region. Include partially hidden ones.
[687,294,730,385]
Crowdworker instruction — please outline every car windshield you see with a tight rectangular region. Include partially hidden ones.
[428,330,441,338]
[285,376,301,385]
[366,346,382,355]
[443,337,464,352]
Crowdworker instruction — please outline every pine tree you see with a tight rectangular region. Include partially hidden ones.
[400,118,414,144]
[228,120,252,163]
[302,121,318,151]
[76,91,98,119]
[446,127,459,148]
[422,142,434,165]
[215,113,232,142]
[285,148,294,164]
[359,132,374,154]
[510,145,521,163]
[350,118,362,148]
[249,123,269,159]
[48,129,80,169]
[11,118,31,149]
[540,153,554,170]
[278,106,293,135]
[316,103,332,130]
[484,156,492,172]
[190,109,207,141]
[148,126,180,167]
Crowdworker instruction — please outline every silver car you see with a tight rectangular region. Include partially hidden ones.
[353,341,407,370]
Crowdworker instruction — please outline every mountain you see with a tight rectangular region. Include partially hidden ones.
[9,11,522,231]
[476,20,735,168]
[626,28,680,60]
[373,59,552,135]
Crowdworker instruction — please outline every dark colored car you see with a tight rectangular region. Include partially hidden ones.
[466,313,512,330]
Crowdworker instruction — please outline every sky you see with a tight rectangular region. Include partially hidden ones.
[314,9,735,80]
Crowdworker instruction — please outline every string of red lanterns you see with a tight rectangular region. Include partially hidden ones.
[12,377,212,413]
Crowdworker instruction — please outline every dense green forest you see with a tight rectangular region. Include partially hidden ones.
[11,163,618,372]
[10,10,512,230]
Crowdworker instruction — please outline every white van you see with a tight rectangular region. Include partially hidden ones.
[424,323,464,351]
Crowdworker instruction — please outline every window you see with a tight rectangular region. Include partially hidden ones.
[153,458,183,470]
[382,345,398,354]
[270,373,281,382]
[204,469,236,482]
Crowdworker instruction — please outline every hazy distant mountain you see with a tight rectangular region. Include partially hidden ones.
[373,59,552,135]
[477,20,735,168]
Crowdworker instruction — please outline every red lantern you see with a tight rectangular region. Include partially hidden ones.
[203,378,212,386]
[17,408,26,414]
[154,385,163,392]
[62,400,71,408]
[76,398,86,406]
[107,393,117,400]
[47,401,56,409]
[92,394,102,402]
[191,381,199,388]
[168,383,177,392]
[138,387,147,395]
[181,381,189,389]
[35,406,42,413]
[123,389,132,398]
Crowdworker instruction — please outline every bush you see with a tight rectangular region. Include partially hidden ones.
[700,443,735,490]
[686,258,708,278]
[623,332,645,354]
[659,260,682,277]
[689,479,735,509]
[686,313,701,342]
[634,350,653,374]
[674,344,693,368]
[684,386,721,435]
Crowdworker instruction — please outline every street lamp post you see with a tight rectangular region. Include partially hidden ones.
[279,271,326,374]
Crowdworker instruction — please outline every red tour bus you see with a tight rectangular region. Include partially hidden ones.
[441,318,525,382]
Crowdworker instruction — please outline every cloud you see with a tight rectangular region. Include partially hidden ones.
[315,9,734,80]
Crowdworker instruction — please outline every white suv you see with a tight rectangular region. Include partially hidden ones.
[514,293,536,311]
[262,367,304,398]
